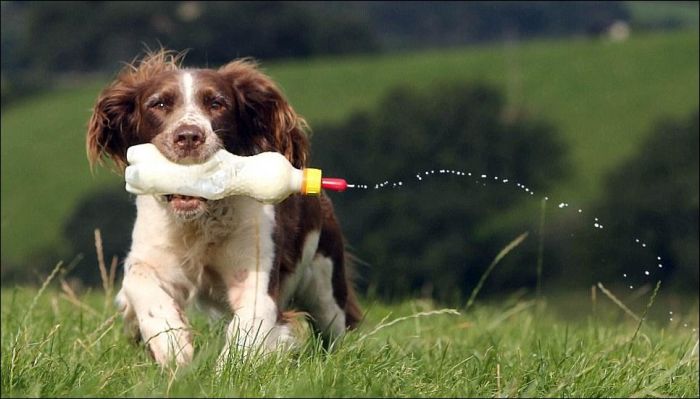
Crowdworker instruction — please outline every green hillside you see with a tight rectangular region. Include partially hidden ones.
[1,29,698,267]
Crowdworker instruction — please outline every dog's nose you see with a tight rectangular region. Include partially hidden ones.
[174,126,205,150]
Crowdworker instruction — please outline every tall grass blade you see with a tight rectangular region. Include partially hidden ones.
[465,232,529,311]
[94,229,109,294]
[596,282,640,321]
[536,198,547,301]
[357,309,460,343]
[628,280,661,347]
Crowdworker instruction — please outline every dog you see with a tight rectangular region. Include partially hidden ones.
[86,50,362,367]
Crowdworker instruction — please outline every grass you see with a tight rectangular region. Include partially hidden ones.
[1,29,698,266]
[2,280,698,397]
[1,231,698,397]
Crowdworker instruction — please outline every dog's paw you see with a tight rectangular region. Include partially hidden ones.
[215,323,296,375]
[144,327,194,367]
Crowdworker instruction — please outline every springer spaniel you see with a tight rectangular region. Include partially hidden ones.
[86,50,361,367]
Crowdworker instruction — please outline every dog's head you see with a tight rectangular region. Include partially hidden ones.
[87,50,309,218]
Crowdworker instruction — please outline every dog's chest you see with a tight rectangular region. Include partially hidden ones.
[180,197,278,274]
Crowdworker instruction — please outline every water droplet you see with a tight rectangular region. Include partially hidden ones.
[623,273,627,278]
[683,323,688,327]
[578,209,583,213]
[468,173,472,176]
[524,188,530,192]
[669,318,673,321]
[658,264,663,268]
[642,243,647,248]
[644,271,650,276]
[629,285,634,289]
[657,256,662,260]
[635,238,640,243]
[558,203,566,208]
[481,174,487,179]
[669,311,673,315]
[544,196,549,201]
[502,178,508,183]
[594,223,600,228]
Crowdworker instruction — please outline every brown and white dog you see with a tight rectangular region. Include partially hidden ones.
[86,50,361,367]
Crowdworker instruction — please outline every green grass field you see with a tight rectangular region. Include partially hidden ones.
[1,29,698,268]
[2,278,698,397]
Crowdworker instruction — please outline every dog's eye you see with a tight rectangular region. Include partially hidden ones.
[210,100,224,111]
[149,100,169,111]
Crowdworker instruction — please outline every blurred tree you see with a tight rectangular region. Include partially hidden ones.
[574,110,699,291]
[311,83,569,302]
[1,1,378,75]
[62,186,135,285]
[313,1,630,50]
[0,0,639,107]
[2,1,632,82]
[1,186,134,286]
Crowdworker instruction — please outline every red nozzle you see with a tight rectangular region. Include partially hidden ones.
[321,178,348,192]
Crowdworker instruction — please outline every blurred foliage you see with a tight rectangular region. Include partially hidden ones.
[1,0,380,105]
[312,83,569,302]
[311,89,698,301]
[1,1,379,75]
[626,1,700,31]
[62,187,135,286]
[1,1,637,105]
[571,110,699,291]
[0,186,135,286]
[320,1,630,49]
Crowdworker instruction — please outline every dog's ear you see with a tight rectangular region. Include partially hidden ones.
[218,59,309,168]
[86,80,138,171]
[87,49,185,172]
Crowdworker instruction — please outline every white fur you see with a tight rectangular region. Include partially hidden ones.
[295,255,346,339]
[182,72,195,106]
[278,231,346,339]
[279,231,320,308]
[118,195,302,367]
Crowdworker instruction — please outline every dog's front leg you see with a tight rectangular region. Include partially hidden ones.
[217,268,293,367]
[121,261,194,366]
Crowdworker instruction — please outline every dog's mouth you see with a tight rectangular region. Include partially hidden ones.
[165,194,208,216]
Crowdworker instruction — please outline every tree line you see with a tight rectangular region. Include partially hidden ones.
[2,1,631,103]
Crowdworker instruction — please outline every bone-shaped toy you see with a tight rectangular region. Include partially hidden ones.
[124,144,347,204]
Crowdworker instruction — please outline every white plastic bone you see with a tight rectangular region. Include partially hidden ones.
[124,144,304,204]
